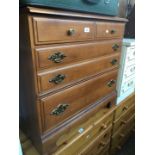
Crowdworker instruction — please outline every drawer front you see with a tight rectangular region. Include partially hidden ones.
[96,22,125,39]
[120,78,135,96]
[114,94,135,120]
[36,40,122,70]
[123,65,135,79]
[38,53,120,93]
[125,46,135,63]
[111,115,135,152]
[113,105,135,133]
[33,17,95,45]
[44,93,116,154]
[54,127,112,155]
[78,127,112,155]
[41,70,118,131]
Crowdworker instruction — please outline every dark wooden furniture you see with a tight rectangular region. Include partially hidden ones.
[20,6,129,155]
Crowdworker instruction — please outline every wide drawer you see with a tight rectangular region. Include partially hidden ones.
[37,53,120,93]
[35,40,122,70]
[113,105,135,133]
[43,92,116,154]
[79,128,111,155]
[114,94,135,120]
[96,22,125,39]
[33,17,95,45]
[41,69,117,131]
[55,126,112,155]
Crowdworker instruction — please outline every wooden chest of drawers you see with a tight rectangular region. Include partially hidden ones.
[110,93,135,155]
[20,6,127,155]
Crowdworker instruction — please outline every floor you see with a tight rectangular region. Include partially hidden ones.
[115,133,135,155]
[20,131,135,155]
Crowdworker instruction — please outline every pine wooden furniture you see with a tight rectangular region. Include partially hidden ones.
[20,6,129,155]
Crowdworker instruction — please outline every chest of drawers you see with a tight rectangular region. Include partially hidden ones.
[110,93,135,155]
[20,6,127,155]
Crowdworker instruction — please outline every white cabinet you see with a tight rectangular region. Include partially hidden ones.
[117,39,135,104]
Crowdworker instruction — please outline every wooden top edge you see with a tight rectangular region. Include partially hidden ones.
[23,6,128,22]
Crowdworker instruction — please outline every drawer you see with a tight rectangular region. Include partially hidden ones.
[96,22,125,39]
[125,46,135,62]
[35,40,122,70]
[41,69,118,131]
[44,92,116,154]
[123,64,135,79]
[120,78,135,96]
[111,116,135,153]
[33,17,95,45]
[38,53,120,93]
[77,127,112,155]
[114,94,135,120]
[113,105,135,133]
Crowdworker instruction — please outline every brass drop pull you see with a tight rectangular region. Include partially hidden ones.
[99,141,106,147]
[51,104,69,116]
[112,44,119,51]
[101,124,107,129]
[107,80,116,87]
[119,133,125,138]
[116,146,122,150]
[121,120,127,125]
[67,28,76,36]
[122,106,129,111]
[111,29,116,34]
[48,52,66,63]
[111,59,118,65]
[49,74,66,84]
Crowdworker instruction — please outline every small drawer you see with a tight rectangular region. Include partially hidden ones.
[123,65,135,79]
[35,40,122,70]
[114,94,135,120]
[113,105,135,133]
[120,78,135,96]
[96,22,125,39]
[33,17,95,45]
[125,47,135,62]
[111,116,135,152]
[79,128,112,155]
[37,53,120,93]
[41,70,118,132]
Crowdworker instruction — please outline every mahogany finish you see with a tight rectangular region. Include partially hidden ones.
[20,6,127,155]
[38,54,120,93]
[41,69,118,132]
[36,40,122,70]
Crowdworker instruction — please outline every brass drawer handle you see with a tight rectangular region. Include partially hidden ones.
[111,29,116,34]
[122,106,129,111]
[49,74,66,84]
[116,146,122,150]
[99,141,106,147]
[119,133,125,138]
[107,80,116,87]
[111,59,118,65]
[67,28,76,36]
[101,124,107,129]
[112,44,119,51]
[51,104,69,116]
[121,120,127,125]
[48,52,66,63]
